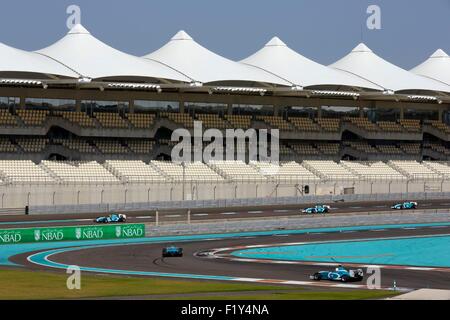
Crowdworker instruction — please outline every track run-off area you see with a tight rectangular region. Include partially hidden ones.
[2,221,450,292]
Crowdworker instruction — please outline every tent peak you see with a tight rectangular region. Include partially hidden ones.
[68,24,90,35]
[171,30,193,41]
[352,43,372,53]
[265,37,287,47]
[430,49,448,58]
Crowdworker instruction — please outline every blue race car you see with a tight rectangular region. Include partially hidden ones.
[310,265,364,282]
[94,213,127,224]
[391,201,418,210]
[162,246,183,258]
[302,205,331,214]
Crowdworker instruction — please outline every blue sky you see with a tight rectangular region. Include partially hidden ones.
[0,0,448,69]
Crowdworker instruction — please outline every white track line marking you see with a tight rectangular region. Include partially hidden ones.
[165,215,181,218]
[136,216,152,219]
[248,211,263,214]
[221,212,237,215]
[274,210,289,213]
[193,214,209,216]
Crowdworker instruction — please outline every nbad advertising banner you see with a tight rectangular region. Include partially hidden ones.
[0,224,145,245]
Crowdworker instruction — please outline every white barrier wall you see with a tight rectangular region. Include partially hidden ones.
[1,180,449,208]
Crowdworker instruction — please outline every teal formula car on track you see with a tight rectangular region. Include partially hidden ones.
[310,266,364,282]
[391,201,418,210]
[302,205,331,214]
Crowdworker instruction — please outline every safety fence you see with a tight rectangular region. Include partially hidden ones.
[29,191,450,215]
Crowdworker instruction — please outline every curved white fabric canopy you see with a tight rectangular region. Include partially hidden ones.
[240,37,383,91]
[0,42,78,79]
[36,24,191,82]
[330,43,450,93]
[143,31,290,86]
[411,49,450,86]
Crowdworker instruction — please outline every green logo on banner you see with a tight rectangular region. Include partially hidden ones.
[0,230,22,244]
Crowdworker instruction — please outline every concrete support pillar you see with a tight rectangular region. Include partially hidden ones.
[179,98,185,113]
[317,106,322,118]
[19,96,26,109]
[400,106,404,120]
[129,100,135,114]
[438,109,443,122]
[75,100,81,112]
[227,103,233,115]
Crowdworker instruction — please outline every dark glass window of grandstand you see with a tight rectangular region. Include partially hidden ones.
[25,98,75,111]
[321,106,359,118]
[0,97,19,111]
[405,108,439,121]
[185,102,227,116]
[134,100,179,113]
[81,100,129,115]
[283,106,318,119]
[364,107,399,122]
[232,104,273,115]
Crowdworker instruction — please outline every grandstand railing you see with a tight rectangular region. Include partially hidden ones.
[29,191,450,215]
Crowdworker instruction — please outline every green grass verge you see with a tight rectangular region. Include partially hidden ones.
[0,269,296,300]
[0,269,400,300]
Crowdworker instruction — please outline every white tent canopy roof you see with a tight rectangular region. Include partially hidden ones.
[0,42,78,79]
[410,49,450,86]
[240,37,383,91]
[36,24,191,82]
[143,31,291,86]
[330,43,450,93]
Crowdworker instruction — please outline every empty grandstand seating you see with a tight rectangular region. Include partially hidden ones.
[54,138,96,154]
[17,110,49,126]
[94,140,129,154]
[41,161,120,183]
[316,118,340,132]
[127,113,156,129]
[316,143,340,155]
[251,161,319,181]
[0,109,18,126]
[376,145,403,154]
[346,141,378,154]
[160,112,194,128]
[196,113,231,129]
[152,161,223,181]
[16,138,49,153]
[0,160,54,183]
[256,116,293,131]
[424,162,450,178]
[127,140,155,154]
[104,160,166,182]
[341,161,406,180]
[426,120,450,134]
[344,117,378,131]
[55,111,96,128]
[399,119,421,132]
[290,143,320,155]
[388,160,442,179]
[288,117,321,132]
[398,143,421,155]
[94,112,129,129]
[225,115,252,129]
[208,160,265,181]
[303,160,356,179]
[377,121,403,132]
[0,138,17,153]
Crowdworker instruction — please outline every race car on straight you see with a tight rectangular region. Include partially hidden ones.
[310,265,364,282]
[301,205,331,214]
[391,201,418,210]
[94,213,127,223]
[162,246,183,258]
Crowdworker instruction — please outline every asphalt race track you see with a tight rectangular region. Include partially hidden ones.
[1,198,450,229]
[10,224,450,291]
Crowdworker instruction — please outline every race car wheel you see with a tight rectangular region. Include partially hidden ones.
[341,276,349,282]
[313,273,321,281]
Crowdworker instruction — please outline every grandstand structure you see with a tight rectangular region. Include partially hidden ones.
[0,24,450,208]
